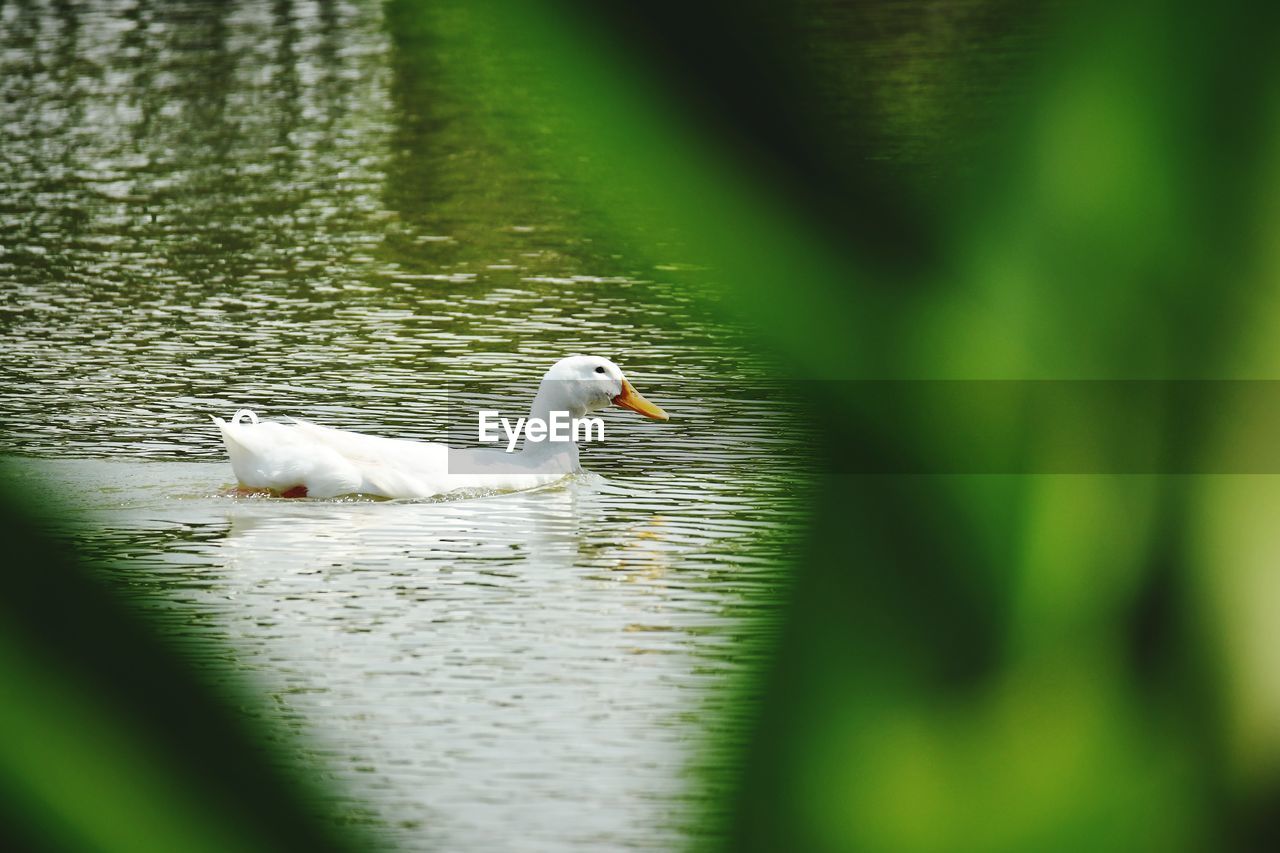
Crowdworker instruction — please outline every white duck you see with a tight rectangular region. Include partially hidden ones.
[214,355,668,499]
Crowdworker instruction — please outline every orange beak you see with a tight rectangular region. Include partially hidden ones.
[612,378,669,420]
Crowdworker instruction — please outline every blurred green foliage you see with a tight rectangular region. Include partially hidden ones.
[0,486,368,852]
[416,0,1280,849]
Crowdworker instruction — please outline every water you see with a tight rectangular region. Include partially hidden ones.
[0,1,804,849]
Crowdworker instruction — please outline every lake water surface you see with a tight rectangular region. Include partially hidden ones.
[1,2,804,849]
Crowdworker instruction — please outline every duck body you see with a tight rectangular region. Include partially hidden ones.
[214,356,667,500]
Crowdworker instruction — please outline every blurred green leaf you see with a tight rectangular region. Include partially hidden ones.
[0,479,370,853]
[413,0,1280,849]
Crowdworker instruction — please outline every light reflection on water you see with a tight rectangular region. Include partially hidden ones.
[0,1,803,849]
[10,456,801,850]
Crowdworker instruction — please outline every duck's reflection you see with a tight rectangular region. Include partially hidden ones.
[218,481,590,580]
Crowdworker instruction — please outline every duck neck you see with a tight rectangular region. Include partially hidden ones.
[518,383,584,463]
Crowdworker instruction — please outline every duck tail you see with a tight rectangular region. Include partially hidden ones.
[212,409,260,437]
[213,410,264,480]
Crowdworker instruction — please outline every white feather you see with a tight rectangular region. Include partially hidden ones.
[212,355,667,499]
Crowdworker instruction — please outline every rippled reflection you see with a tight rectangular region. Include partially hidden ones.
[12,456,801,849]
[1,2,802,850]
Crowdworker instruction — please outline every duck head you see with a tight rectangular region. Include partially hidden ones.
[538,355,668,420]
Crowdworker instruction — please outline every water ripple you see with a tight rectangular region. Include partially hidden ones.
[0,2,803,850]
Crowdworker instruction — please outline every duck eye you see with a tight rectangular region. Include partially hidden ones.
[594,366,606,374]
